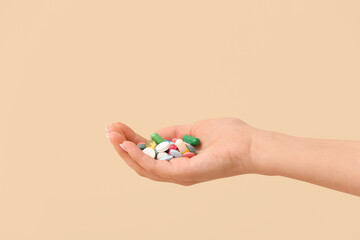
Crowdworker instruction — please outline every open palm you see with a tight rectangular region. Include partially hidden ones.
[106,118,256,185]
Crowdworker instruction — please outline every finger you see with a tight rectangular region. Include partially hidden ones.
[121,140,176,179]
[108,131,167,181]
[108,132,197,185]
[107,122,146,144]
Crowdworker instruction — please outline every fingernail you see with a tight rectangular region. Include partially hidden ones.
[106,133,111,142]
[105,126,109,133]
[120,143,127,152]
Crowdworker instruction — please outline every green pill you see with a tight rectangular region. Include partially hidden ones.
[183,135,200,146]
[151,132,165,144]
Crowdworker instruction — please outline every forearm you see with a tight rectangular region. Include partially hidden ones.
[251,129,360,196]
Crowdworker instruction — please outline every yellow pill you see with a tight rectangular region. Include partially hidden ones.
[146,139,157,149]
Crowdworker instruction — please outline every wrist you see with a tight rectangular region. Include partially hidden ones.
[249,128,287,176]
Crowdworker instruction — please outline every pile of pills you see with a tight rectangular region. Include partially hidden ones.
[137,133,200,161]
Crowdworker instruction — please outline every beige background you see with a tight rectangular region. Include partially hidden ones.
[1,0,360,239]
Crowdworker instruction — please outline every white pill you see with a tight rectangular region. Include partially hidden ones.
[155,141,170,152]
[143,147,156,158]
[157,152,168,160]
[175,139,187,153]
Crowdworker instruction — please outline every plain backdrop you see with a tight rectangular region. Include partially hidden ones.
[1,1,359,239]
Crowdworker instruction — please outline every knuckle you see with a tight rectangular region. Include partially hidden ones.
[113,122,126,129]
[112,122,121,127]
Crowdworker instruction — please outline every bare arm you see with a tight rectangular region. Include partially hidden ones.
[106,118,360,196]
[252,130,360,196]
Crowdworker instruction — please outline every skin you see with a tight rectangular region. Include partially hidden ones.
[105,118,360,196]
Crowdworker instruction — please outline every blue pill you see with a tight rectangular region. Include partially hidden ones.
[170,149,182,158]
[159,155,174,161]
[137,144,146,150]
[186,144,197,155]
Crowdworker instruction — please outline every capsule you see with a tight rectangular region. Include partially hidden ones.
[151,132,165,144]
[146,139,157,149]
[183,135,200,146]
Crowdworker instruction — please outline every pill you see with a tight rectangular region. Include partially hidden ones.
[143,147,156,158]
[155,141,170,152]
[151,132,165,144]
[175,139,188,153]
[137,142,146,145]
[183,135,200,146]
[183,152,195,158]
[146,139,157,149]
[171,138,178,143]
[159,155,174,161]
[186,144,197,155]
[169,144,178,151]
[157,152,168,160]
[137,143,146,150]
[154,149,159,158]
[170,149,182,158]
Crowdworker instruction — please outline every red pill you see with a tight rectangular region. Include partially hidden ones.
[169,144,178,151]
[183,152,195,158]
[171,138,178,143]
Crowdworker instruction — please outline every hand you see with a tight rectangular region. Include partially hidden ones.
[106,118,259,185]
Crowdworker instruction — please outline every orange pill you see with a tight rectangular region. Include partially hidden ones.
[183,152,195,158]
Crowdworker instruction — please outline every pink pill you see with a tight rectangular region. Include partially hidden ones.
[171,138,178,143]
[183,152,195,158]
[169,144,178,151]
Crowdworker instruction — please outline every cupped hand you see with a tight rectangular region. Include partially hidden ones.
[106,118,258,185]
